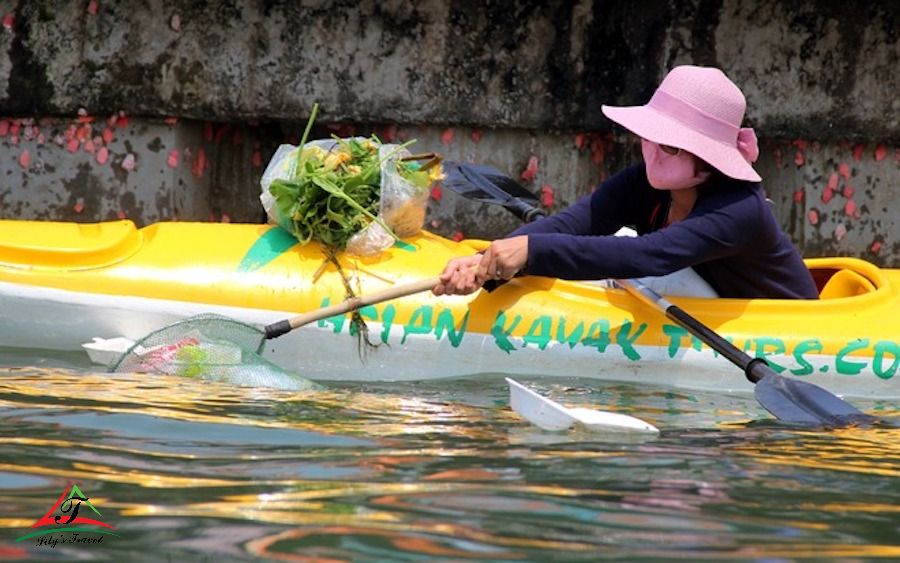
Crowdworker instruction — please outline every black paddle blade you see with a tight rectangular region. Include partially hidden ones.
[754,373,878,427]
[442,161,546,223]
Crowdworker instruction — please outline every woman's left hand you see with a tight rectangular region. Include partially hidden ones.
[476,236,528,284]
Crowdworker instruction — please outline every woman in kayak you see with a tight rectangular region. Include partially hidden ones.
[433,65,819,299]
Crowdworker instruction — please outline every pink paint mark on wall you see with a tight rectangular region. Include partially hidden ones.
[871,240,882,254]
[807,209,819,225]
[794,150,805,167]
[381,124,397,142]
[451,231,465,242]
[574,133,586,150]
[591,137,606,165]
[521,155,538,182]
[440,128,454,145]
[76,123,92,141]
[430,184,442,202]
[838,163,850,179]
[2,13,14,31]
[844,199,857,218]
[221,213,231,223]
[851,143,864,161]
[96,146,109,165]
[834,223,847,241]
[843,184,854,198]
[87,1,98,15]
[251,149,262,168]
[793,188,804,203]
[874,143,887,161]
[540,185,555,207]
[167,149,180,168]
[83,139,96,154]
[773,148,784,169]
[102,127,114,144]
[192,147,208,177]
[822,187,834,204]
[66,138,80,153]
[0,120,8,136]
[74,198,85,213]
[471,129,483,143]
[117,210,126,220]
[214,124,230,143]
[18,150,31,169]
[114,112,128,129]
[121,153,136,171]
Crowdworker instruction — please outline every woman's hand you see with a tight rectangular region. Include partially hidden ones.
[432,236,529,296]
[432,254,484,296]
[476,236,528,284]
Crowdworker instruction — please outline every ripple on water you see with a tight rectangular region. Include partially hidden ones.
[0,367,897,561]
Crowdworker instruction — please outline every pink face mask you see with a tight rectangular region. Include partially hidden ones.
[641,139,711,190]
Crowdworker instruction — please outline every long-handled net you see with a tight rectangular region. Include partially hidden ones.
[109,313,319,391]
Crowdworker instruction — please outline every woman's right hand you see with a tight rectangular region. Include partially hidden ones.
[432,254,484,296]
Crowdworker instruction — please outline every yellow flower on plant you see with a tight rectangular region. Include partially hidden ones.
[428,166,445,183]
[323,151,351,171]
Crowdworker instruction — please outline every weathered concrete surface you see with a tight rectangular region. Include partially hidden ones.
[0,0,897,139]
[0,1,897,266]
[0,115,273,224]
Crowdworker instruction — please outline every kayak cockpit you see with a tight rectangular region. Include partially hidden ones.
[807,257,884,299]
[0,219,142,270]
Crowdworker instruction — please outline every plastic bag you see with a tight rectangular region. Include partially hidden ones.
[260,138,433,256]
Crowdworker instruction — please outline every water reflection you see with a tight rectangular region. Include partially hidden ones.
[0,368,897,561]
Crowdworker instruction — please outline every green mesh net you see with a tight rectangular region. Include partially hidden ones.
[110,313,318,391]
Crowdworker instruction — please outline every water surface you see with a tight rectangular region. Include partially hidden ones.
[0,348,897,561]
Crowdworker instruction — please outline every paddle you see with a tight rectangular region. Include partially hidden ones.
[616,278,874,426]
[444,162,875,427]
[443,161,548,223]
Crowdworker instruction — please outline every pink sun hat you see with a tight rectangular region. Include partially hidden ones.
[601,65,762,182]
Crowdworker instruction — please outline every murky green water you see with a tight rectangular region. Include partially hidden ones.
[0,348,898,561]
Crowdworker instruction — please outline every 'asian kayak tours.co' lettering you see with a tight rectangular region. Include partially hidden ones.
[316,298,900,380]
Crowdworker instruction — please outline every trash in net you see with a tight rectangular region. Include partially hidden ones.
[109,314,319,391]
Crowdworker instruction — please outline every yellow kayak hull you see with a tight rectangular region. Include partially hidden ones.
[0,219,897,398]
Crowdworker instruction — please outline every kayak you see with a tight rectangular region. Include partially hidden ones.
[0,218,897,398]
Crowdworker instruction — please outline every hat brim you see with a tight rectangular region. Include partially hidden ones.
[602,104,761,182]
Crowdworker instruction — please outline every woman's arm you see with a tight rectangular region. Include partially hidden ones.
[523,183,760,280]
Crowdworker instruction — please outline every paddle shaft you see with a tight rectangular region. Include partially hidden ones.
[616,278,769,383]
[264,276,440,339]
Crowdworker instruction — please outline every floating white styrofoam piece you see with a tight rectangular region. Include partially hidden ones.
[506,377,659,433]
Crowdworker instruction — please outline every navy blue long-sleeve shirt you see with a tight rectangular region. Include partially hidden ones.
[508,164,818,299]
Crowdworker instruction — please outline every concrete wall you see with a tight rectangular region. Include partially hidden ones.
[0,0,897,264]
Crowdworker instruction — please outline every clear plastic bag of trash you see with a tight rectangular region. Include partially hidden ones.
[260,138,437,256]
